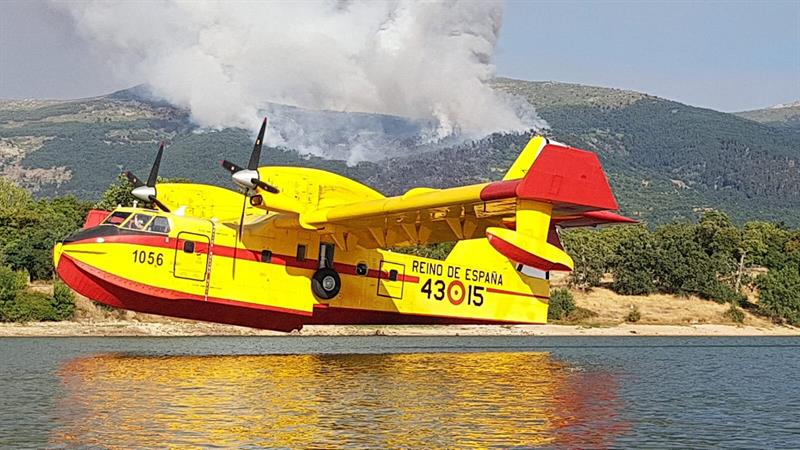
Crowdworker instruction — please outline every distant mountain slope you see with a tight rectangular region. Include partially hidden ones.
[735,101,800,131]
[0,79,798,226]
[492,79,800,225]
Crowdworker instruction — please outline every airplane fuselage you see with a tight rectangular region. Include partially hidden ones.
[55,207,550,332]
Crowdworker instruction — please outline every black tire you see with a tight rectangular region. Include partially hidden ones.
[312,267,341,300]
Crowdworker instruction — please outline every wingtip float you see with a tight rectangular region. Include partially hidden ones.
[54,123,634,332]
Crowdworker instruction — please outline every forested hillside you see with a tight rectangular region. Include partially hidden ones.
[1,78,798,226]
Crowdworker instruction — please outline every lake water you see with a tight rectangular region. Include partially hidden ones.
[0,336,798,449]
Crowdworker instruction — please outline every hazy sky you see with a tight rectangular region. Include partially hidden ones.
[1,0,798,112]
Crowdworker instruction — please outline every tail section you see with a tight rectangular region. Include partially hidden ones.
[454,135,629,275]
[503,135,547,181]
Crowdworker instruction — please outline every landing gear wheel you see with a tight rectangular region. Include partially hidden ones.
[312,267,341,300]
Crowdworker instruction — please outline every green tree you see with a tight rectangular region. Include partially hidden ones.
[696,210,741,276]
[757,266,800,325]
[548,288,576,321]
[741,221,792,269]
[0,178,92,280]
[0,265,28,322]
[562,229,609,289]
[94,173,136,210]
[51,280,76,320]
[610,225,656,295]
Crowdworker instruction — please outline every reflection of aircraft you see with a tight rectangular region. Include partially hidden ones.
[52,352,626,448]
[53,119,633,331]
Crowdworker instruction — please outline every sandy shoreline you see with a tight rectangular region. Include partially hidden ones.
[0,321,798,337]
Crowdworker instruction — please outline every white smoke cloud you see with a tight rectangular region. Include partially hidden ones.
[53,0,546,161]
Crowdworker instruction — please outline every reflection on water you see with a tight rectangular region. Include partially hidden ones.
[52,352,626,448]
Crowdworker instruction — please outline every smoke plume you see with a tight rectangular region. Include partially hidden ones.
[54,0,546,161]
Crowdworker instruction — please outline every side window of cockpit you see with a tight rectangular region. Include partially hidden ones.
[123,213,153,230]
[102,211,131,226]
[146,216,171,234]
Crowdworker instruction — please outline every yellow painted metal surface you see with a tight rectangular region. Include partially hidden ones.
[56,135,621,328]
[503,135,546,180]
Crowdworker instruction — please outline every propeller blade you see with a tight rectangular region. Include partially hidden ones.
[221,159,244,174]
[252,178,279,194]
[248,117,267,170]
[232,192,248,277]
[123,171,144,188]
[149,195,171,213]
[147,141,165,187]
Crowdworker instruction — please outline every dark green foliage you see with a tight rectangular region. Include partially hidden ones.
[95,173,137,210]
[725,305,745,324]
[2,290,59,322]
[561,229,609,288]
[561,212,775,317]
[0,267,76,322]
[0,180,92,280]
[547,288,576,321]
[626,305,641,323]
[0,266,28,318]
[757,267,800,326]
[651,223,723,298]
[610,226,656,295]
[51,280,76,320]
[393,242,455,261]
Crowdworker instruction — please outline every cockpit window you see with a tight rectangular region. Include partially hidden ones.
[102,211,131,226]
[123,213,153,230]
[146,216,171,234]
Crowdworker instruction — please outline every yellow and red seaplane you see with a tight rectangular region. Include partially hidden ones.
[53,119,634,332]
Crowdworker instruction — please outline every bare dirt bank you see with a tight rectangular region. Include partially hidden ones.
[0,321,797,337]
[3,286,795,337]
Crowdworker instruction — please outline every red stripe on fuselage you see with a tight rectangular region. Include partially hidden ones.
[66,233,421,283]
[56,254,309,332]
[57,253,544,331]
[65,254,312,316]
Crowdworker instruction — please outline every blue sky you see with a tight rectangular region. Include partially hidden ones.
[1,0,798,111]
[496,0,800,111]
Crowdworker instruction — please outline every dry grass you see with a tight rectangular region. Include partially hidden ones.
[570,287,773,327]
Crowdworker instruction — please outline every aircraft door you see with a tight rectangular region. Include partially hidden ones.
[377,260,405,299]
[174,231,210,281]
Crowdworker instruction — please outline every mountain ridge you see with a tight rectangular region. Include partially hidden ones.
[0,78,798,226]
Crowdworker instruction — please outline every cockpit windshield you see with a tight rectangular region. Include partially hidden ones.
[102,211,131,226]
[146,216,170,234]
[123,213,154,230]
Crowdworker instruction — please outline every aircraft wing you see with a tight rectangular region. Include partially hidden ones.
[297,138,636,251]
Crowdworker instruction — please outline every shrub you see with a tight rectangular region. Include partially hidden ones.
[725,305,745,324]
[757,267,800,326]
[0,265,27,302]
[700,281,748,305]
[51,281,76,320]
[566,306,598,322]
[626,305,641,323]
[393,242,454,260]
[2,290,59,322]
[548,288,576,321]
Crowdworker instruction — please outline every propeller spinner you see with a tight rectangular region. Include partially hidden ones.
[220,117,279,194]
[221,118,280,277]
[123,141,170,212]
